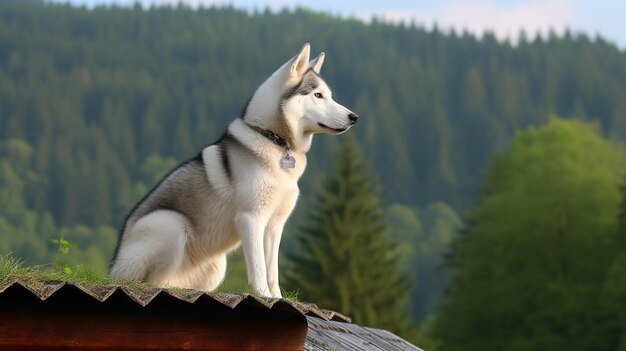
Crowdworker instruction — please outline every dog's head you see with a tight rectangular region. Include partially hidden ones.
[280,44,358,135]
[245,44,357,139]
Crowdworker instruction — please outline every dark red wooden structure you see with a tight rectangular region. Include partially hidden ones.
[0,280,421,350]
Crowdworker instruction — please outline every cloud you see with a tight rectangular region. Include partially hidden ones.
[358,0,572,44]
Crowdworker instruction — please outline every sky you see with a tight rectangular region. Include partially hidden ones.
[51,0,626,49]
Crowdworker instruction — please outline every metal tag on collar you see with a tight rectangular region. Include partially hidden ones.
[280,151,296,169]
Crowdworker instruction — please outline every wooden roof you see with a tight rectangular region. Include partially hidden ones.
[0,280,421,350]
[305,316,422,351]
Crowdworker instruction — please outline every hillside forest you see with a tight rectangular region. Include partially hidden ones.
[1,1,626,348]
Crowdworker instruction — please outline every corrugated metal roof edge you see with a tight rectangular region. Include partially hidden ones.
[0,279,351,323]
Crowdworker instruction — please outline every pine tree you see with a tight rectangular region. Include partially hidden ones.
[283,137,414,339]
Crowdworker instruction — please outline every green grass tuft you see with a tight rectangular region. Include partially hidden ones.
[0,254,150,290]
[281,289,300,302]
[65,264,112,285]
[1,254,299,301]
[0,254,30,284]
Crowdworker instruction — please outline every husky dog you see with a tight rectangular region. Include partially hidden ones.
[110,44,358,297]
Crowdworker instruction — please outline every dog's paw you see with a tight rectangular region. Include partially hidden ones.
[259,290,273,298]
[270,285,282,299]
[252,284,272,298]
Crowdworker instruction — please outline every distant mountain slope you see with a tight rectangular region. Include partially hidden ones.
[1,0,625,226]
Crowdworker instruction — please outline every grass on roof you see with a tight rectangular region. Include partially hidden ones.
[0,254,301,302]
[0,253,154,293]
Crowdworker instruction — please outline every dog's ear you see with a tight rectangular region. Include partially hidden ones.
[310,52,325,74]
[289,43,311,80]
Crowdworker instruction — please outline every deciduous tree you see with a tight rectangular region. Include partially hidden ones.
[433,118,626,351]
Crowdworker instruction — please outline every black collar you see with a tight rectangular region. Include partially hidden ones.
[245,122,291,151]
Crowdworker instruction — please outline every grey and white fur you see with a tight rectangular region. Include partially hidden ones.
[110,44,358,297]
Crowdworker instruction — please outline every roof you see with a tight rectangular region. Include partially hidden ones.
[0,279,421,350]
[0,279,349,322]
[305,316,422,351]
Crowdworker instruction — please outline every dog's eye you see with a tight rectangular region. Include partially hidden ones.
[314,92,323,99]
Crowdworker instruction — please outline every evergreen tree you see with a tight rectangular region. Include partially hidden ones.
[283,137,414,339]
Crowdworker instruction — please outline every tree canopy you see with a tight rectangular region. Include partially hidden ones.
[433,118,626,351]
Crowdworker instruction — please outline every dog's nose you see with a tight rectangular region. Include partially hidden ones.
[348,113,359,125]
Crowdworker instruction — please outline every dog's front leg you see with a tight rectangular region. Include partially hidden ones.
[265,190,299,298]
[236,212,271,297]
[265,218,286,298]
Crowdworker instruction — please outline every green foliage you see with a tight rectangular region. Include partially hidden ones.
[140,154,178,186]
[609,178,626,348]
[619,178,626,237]
[433,119,626,351]
[0,253,153,293]
[387,204,423,269]
[217,249,249,293]
[388,203,462,321]
[51,238,71,256]
[0,138,118,272]
[0,254,27,283]
[283,137,416,340]
[51,236,72,273]
[2,1,626,229]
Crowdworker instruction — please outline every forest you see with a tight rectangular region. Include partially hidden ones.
[1,0,626,348]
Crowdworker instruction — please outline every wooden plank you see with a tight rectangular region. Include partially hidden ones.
[304,316,422,351]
